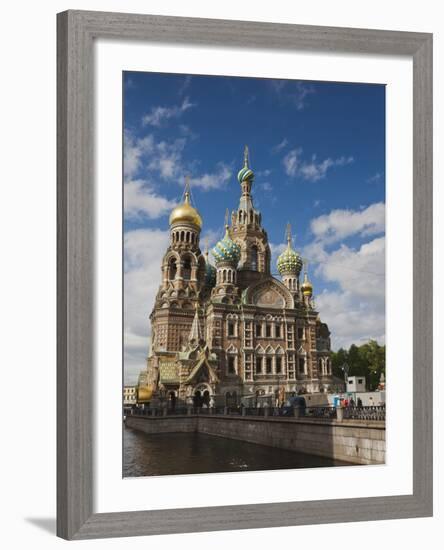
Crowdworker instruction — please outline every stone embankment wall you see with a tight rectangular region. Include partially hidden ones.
[125,415,385,465]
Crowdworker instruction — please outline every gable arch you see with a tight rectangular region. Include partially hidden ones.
[244,277,294,309]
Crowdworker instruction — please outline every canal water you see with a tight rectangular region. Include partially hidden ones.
[123,426,354,477]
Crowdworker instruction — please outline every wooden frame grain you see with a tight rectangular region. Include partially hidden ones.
[57,10,433,540]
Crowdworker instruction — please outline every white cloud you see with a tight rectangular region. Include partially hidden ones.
[190,163,232,191]
[283,148,354,181]
[259,182,273,192]
[310,236,386,350]
[282,148,302,177]
[257,169,272,178]
[310,202,385,244]
[316,237,385,301]
[124,180,177,220]
[142,97,196,127]
[124,129,230,191]
[272,138,288,153]
[271,81,315,110]
[147,138,186,180]
[177,75,193,96]
[123,133,154,178]
[302,203,386,350]
[124,228,170,383]
[316,289,385,350]
[367,172,383,183]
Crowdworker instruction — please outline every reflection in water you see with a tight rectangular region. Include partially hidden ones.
[123,426,354,477]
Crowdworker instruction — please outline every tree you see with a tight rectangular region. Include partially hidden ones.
[331,340,385,391]
[331,348,348,379]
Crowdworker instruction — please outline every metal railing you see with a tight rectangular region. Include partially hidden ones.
[124,404,385,422]
[343,404,386,421]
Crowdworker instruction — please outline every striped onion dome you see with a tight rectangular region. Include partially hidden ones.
[237,165,254,183]
[211,228,241,267]
[237,145,254,183]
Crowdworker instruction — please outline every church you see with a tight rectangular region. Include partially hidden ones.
[137,147,333,408]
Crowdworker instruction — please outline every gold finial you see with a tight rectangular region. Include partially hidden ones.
[224,208,229,229]
[243,145,249,168]
[184,175,191,203]
[302,258,309,274]
[286,222,292,247]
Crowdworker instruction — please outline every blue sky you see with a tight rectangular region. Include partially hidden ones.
[123,71,385,384]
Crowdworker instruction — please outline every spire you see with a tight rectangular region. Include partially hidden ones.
[286,222,292,248]
[189,302,202,345]
[184,175,191,204]
[224,208,229,230]
[243,144,249,168]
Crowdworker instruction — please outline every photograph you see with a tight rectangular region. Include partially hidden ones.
[123,71,386,477]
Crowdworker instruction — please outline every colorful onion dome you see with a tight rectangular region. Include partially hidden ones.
[277,224,303,276]
[204,252,216,287]
[211,227,241,267]
[237,145,255,183]
[301,270,313,297]
[169,179,202,229]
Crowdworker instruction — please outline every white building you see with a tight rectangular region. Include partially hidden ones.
[346,376,366,393]
[123,385,137,406]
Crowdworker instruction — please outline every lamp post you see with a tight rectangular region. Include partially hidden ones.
[341,362,350,395]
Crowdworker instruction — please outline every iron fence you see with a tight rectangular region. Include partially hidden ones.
[124,403,385,421]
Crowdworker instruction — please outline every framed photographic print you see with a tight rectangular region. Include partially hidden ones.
[57,10,433,540]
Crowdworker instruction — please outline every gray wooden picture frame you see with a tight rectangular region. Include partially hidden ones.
[57,9,433,540]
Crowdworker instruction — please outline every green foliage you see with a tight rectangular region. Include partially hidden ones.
[331,340,385,391]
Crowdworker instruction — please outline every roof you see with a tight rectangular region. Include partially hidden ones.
[159,360,180,384]
[185,354,219,384]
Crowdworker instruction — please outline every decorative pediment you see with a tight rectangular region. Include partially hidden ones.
[185,353,219,384]
[243,277,294,309]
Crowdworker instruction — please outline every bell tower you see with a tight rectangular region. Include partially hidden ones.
[160,177,206,294]
[231,146,271,275]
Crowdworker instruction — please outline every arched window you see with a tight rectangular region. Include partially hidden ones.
[182,257,192,280]
[168,258,177,280]
[251,245,258,271]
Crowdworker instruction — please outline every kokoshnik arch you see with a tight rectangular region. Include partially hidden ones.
[137,147,334,407]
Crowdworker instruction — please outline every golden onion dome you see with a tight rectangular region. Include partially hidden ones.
[137,384,154,403]
[301,271,313,296]
[169,185,202,229]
